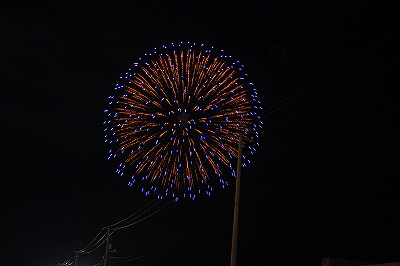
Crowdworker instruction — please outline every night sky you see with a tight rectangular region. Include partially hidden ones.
[1,1,399,266]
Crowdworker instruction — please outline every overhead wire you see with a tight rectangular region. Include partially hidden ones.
[59,256,74,266]
[260,58,399,133]
[107,194,161,229]
[113,196,176,230]
[241,27,399,195]
[101,164,233,263]
[93,258,104,266]
[80,235,108,254]
[98,25,398,242]
[242,156,400,196]
[255,27,398,124]
[78,228,108,253]
[107,149,220,231]
[107,199,233,263]
[104,186,178,231]
[59,27,398,266]
[58,189,179,263]
[59,181,199,263]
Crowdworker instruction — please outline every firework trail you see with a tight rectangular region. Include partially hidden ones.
[104,42,262,200]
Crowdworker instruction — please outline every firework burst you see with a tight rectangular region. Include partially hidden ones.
[104,42,262,200]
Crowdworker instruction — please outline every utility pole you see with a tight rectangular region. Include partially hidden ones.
[103,227,117,266]
[73,251,79,266]
[229,133,252,266]
[103,227,111,266]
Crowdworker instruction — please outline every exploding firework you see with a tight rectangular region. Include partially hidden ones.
[104,42,262,200]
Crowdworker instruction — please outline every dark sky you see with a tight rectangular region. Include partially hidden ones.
[1,1,399,266]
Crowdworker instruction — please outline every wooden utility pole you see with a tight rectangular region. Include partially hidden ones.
[230,133,242,266]
[229,133,252,266]
[73,251,79,266]
[103,227,111,266]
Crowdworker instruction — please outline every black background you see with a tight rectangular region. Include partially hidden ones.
[1,1,399,266]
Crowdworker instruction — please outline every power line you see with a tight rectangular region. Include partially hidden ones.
[259,58,399,133]
[79,229,108,253]
[255,27,398,124]
[57,27,399,266]
[108,199,233,263]
[107,195,161,229]
[80,228,106,251]
[110,191,176,231]
[58,256,74,266]
[241,156,400,196]
[93,259,104,266]
[114,198,175,230]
